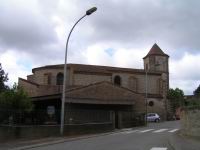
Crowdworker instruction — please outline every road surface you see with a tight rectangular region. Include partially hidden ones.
[29,121,181,150]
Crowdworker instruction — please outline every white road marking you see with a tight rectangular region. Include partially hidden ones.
[140,129,154,133]
[123,130,139,134]
[111,132,123,135]
[121,128,132,131]
[150,147,167,150]
[168,129,179,133]
[111,128,179,135]
[153,129,168,133]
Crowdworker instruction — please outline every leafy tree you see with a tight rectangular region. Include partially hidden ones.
[0,63,8,93]
[0,83,33,124]
[193,84,200,97]
[167,88,184,113]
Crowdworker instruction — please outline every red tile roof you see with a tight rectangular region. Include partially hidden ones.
[143,43,169,59]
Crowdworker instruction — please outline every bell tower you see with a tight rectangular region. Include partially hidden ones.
[143,43,169,73]
[143,43,170,120]
[143,43,169,90]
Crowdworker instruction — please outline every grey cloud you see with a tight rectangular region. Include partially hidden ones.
[79,0,200,56]
[0,1,58,52]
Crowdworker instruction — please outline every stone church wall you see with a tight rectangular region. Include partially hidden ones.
[18,79,38,97]
[73,73,111,86]
[33,68,70,86]
[147,98,166,121]
[111,73,161,95]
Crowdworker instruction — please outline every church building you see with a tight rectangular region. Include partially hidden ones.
[19,43,169,128]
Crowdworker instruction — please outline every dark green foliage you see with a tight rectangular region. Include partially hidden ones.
[185,96,200,110]
[0,84,33,124]
[0,83,33,111]
[193,84,200,97]
[0,63,33,124]
[167,88,184,113]
[0,63,8,93]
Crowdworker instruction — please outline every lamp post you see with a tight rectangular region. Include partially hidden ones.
[145,66,148,125]
[60,7,97,135]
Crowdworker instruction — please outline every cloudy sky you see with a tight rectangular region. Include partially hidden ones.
[0,0,200,95]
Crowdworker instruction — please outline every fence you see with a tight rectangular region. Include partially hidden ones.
[0,109,145,127]
[120,111,145,128]
[0,109,145,141]
[0,109,114,141]
[0,109,112,125]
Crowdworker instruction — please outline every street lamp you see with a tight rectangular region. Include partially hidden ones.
[145,66,148,125]
[60,7,97,135]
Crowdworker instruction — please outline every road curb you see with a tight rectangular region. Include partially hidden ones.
[10,129,128,150]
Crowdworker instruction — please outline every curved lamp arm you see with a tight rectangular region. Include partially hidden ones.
[61,7,97,135]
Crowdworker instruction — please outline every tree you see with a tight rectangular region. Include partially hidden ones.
[167,88,184,113]
[0,83,33,124]
[0,63,8,93]
[193,84,200,97]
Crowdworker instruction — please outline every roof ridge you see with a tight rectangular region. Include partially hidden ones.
[143,43,169,59]
[19,77,39,86]
[66,81,141,95]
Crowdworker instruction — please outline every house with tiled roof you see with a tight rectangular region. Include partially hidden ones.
[19,43,169,128]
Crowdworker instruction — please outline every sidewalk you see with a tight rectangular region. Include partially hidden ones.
[0,130,122,150]
[0,136,66,150]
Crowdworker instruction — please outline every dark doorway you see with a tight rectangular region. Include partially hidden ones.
[115,111,119,129]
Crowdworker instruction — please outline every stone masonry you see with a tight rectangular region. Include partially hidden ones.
[19,43,170,120]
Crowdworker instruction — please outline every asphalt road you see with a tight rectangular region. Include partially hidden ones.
[29,121,181,150]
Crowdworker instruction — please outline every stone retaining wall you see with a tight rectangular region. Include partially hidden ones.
[181,109,200,137]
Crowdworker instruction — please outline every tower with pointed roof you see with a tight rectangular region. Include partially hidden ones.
[143,44,169,87]
[143,43,170,119]
[143,43,169,73]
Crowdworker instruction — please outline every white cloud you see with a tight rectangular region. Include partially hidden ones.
[0,50,32,87]
[170,52,200,80]
[83,44,113,66]
[170,52,200,94]
[112,48,146,68]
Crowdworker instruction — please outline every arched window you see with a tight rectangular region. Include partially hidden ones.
[56,72,64,85]
[114,75,121,86]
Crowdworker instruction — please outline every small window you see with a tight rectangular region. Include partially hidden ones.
[56,72,64,85]
[114,75,121,86]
